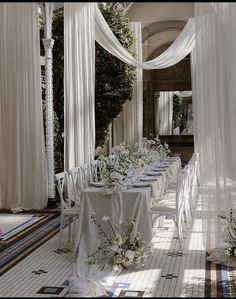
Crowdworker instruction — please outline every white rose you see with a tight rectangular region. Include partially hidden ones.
[125,250,135,261]
[102,215,110,222]
[110,172,118,180]
[116,165,124,172]
[110,245,119,252]
[113,234,122,246]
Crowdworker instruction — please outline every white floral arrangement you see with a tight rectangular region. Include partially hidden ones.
[94,139,170,186]
[132,135,171,168]
[159,141,171,158]
[219,209,236,257]
[87,213,152,270]
[143,135,171,159]
[99,142,135,187]
[95,146,105,160]
[132,143,154,168]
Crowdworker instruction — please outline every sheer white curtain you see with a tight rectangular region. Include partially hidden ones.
[155,91,174,135]
[112,22,143,151]
[0,3,48,211]
[64,3,96,170]
[95,4,195,69]
[194,3,236,250]
[64,3,195,171]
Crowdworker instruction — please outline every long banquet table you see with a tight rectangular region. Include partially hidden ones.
[69,157,181,296]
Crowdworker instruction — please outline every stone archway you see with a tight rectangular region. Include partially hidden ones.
[142,19,186,43]
[142,20,193,165]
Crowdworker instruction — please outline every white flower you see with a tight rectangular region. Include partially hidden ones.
[113,234,122,245]
[116,165,124,173]
[110,245,119,252]
[113,264,122,271]
[113,256,122,265]
[110,171,119,180]
[138,159,145,168]
[90,212,96,220]
[125,250,135,261]
[102,215,110,222]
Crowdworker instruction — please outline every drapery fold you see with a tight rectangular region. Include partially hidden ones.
[0,3,48,210]
[64,2,196,172]
[112,22,143,151]
[64,3,96,170]
[194,3,236,250]
[155,92,174,135]
[95,4,195,69]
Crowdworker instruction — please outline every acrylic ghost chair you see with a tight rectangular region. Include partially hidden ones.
[55,171,80,249]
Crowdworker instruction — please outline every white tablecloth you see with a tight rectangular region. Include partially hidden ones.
[69,185,154,296]
[68,157,181,296]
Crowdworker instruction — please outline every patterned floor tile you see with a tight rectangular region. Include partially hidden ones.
[0,197,235,297]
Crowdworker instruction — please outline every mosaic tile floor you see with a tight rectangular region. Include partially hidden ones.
[0,198,235,297]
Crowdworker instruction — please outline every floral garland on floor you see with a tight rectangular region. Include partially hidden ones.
[87,213,153,270]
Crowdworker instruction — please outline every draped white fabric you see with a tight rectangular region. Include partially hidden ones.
[95,4,195,69]
[190,49,198,148]
[194,3,236,250]
[64,3,96,170]
[174,91,192,98]
[64,3,196,171]
[112,22,143,151]
[155,91,174,135]
[0,3,48,211]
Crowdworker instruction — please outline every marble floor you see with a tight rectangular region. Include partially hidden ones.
[0,196,212,298]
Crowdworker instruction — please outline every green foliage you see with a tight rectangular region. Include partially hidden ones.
[95,7,136,147]
[40,6,136,163]
[173,93,183,124]
[51,8,64,171]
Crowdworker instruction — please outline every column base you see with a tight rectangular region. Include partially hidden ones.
[46,198,59,210]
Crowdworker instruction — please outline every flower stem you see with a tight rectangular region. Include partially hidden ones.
[108,220,116,236]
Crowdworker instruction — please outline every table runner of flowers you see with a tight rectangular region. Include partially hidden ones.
[95,135,171,187]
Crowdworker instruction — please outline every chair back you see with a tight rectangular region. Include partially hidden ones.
[80,163,92,187]
[69,164,92,203]
[55,171,75,210]
[176,170,188,216]
[183,165,195,195]
[182,164,195,219]
[90,160,103,182]
[69,167,84,205]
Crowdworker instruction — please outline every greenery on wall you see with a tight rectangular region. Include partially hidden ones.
[95,6,136,147]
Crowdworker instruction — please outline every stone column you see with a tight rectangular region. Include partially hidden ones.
[43,37,55,199]
[41,3,56,202]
